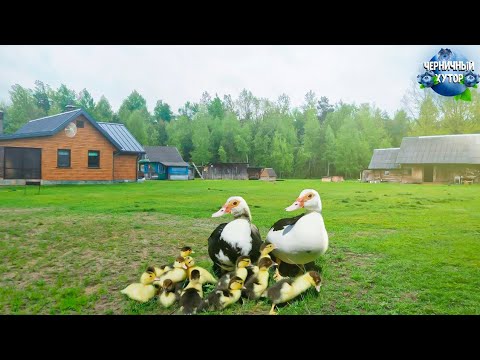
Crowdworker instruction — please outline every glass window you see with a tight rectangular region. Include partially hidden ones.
[88,150,100,168]
[76,120,84,128]
[403,167,412,176]
[384,170,390,175]
[57,149,71,168]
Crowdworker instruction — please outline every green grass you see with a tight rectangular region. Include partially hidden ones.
[1,180,479,315]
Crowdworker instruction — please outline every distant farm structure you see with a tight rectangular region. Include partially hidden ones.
[363,134,480,184]
[201,163,278,180]
[139,146,190,180]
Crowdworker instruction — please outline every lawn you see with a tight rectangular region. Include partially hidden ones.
[0,180,479,315]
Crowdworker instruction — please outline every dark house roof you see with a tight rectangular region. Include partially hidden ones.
[396,134,480,164]
[262,168,277,177]
[143,146,189,167]
[0,109,144,155]
[98,122,144,153]
[368,148,401,169]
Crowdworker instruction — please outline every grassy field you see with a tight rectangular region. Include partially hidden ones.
[0,180,479,315]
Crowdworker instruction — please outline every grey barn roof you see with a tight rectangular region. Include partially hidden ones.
[368,148,401,169]
[397,134,480,164]
[143,146,189,167]
[0,109,145,154]
[98,122,145,153]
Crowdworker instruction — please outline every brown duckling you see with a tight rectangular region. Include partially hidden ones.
[178,269,203,315]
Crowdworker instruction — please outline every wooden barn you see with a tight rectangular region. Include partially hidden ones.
[0,108,145,185]
[139,146,190,180]
[364,134,480,183]
[259,167,277,181]
[247,167,263,180]
[202,162,249,180]
[363,148,402,182]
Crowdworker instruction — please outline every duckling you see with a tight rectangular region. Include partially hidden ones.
[155,256,188,286]
[215,256,251,290]
[265,271,322,315]
[154,264,172,278]
[158,279,183,308]
[199,276,244,311]
[248,243,277,277]
[242,257,277,300]
[121,267,160,303]
[180,246,194,258]
[178,270,203,315]
[184,256,217,285]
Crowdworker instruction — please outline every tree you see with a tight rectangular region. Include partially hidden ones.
[77,89,95,113]
[324,125,336,176]
[118,90,148,123]
[236,89,259,122]
[191,112,212,164]
[410,95,439,135]
[32,80,51,115]
[218,145,227,162]
[303,90,317,111]
[51,84,77,112]
[166,115,193,160]
[271,133,294,178]
[301,108,322,177]
[125,109,148,145]
[154,100,173,122]
[92,96,114,122]
[4,84,44,133]
[335,118,370,179]
[317,96,334,123]
[208,95,225,119]
[387,110,411,147]
[178,101,199,119]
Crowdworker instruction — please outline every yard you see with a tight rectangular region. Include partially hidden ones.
[0,180,479,315]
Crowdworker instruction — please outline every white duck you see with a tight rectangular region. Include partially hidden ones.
[266,189,328,278]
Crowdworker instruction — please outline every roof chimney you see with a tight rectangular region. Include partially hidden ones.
[64,104,77,112]
[0,110,4,135]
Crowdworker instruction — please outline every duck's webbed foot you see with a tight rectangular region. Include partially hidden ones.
[269,303,278,315]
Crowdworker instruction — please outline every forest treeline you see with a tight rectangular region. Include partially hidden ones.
[1,81,480,178]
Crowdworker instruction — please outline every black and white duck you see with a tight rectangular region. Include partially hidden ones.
[208,196,262,277]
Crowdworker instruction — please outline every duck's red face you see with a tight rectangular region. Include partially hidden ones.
[285,191,315,211]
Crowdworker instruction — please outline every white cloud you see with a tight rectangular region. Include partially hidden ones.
[0,45,479,116]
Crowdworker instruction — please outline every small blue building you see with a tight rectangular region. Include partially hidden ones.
[139,146,190,180]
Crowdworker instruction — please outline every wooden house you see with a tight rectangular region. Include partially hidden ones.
[139,146,189,180]
[365,134,480,183]
[0,108,144,185]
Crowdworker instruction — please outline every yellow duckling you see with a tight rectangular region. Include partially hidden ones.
[184,256,217,285]
[121,267,159,303]
[154,264,172,277]
[178,269,203,315]
[264,271,322,315]
[216,256,251,290]
[155,256,188,286]
[248,243,276,276]
[158,279,182,308]
[242,257,277,300]
[180,246,194,258]
[199,276,244,311]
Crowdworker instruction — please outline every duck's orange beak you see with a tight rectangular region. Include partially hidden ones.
[285,196,305,212]
[212,203,232,217]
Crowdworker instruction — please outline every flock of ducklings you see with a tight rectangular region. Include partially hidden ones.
[121,245,322,315]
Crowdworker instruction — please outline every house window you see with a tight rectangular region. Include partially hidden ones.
[403,167,412,176]
[57,149,71,168]
[88,150,100,168]
[76,120,84,128]
[384,171,390,175]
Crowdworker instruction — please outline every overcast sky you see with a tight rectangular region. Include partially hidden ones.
[1,45,479,116]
